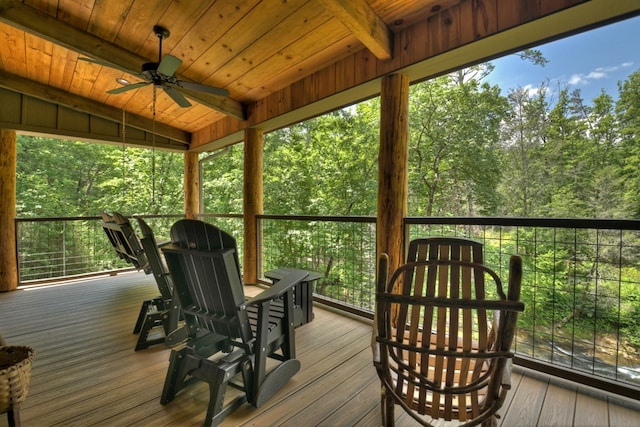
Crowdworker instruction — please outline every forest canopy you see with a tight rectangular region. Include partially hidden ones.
[16,62,640,221]
[203,64,640,220]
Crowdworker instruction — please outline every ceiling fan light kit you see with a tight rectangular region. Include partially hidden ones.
[115,77,131,86]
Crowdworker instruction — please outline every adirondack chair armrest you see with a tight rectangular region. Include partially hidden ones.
[249,270,309,305]
[156,239,171,248]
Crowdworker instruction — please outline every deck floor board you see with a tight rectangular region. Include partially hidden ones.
[1,272,639,427]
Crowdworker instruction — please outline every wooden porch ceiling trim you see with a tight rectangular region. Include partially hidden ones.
[190,0,639,152]
[0,68,190,145]
[0,0,246,121]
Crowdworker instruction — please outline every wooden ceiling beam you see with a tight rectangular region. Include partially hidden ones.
[319,0,392,60]
[0,0,246,120]
[177,88,246,123]
[0,69,191,145]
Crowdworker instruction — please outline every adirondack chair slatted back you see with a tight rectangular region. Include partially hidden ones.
[160,219,306,425]
[102,212,183,350]
[374,237,524,426]
[162,219,251,345]
[135,217,173,301]
[101,212,149,272]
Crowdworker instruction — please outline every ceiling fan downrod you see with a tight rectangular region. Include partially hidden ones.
[153,25,170,63]
[142,25,171,83]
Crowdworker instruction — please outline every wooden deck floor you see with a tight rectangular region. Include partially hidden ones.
[1,272,639,427]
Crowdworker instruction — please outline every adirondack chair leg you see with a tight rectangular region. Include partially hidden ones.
[198,356,248,427]
[134,310,170,351]
[160,348,201,404]
[133,299,156,333]
[253,358,300,407]
[162,334,235,404]
[167,292,181,333]
[281,290,296,359]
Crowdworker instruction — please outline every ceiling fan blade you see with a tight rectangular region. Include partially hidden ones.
[78,57,118,68]
[176,80,230,97]
[79,57,142,77]
[163,85,192,108]
[107,82,150,94]
[157,54,182,77]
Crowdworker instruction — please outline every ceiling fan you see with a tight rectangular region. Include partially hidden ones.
[80,25,229,108]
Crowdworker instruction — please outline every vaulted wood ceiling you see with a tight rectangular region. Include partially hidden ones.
[0,0,638,152]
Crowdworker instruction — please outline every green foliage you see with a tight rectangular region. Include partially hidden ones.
[17,136,184,216]
[408,73,509,216]
[201,145,244,214]
[16,136,184,280]
[617,70,640,216]
[263,106,380,216]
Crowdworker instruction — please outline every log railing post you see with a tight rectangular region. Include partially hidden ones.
[184,152,199,219]
[0,129,18,291]
[244,128,263,283]
[377,74,409,275]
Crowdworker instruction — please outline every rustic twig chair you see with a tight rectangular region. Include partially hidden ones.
[373,237,524,426]
[160,219,308,426]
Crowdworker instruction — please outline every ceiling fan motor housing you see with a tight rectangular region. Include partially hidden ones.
[153,25,170,40]
[142,62,161,82]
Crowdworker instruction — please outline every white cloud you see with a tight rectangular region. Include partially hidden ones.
[568,62,634,86]
[523,84,541,97]
[568,74,586,85]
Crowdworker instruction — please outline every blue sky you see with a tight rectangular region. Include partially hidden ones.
[486,15,639,104]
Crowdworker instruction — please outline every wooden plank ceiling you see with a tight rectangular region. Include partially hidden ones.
[0,0,441,142]
[0,0,638,151]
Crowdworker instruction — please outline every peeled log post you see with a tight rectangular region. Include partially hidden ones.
[0,129,18,291]
[184,152,199,219]
[244,128,263,284]
[377,74,409,276]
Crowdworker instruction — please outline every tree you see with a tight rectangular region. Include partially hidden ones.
[499,85,550,216]
[201,145,244,214]
[580,90,625,218]
[408,70,509,216]
[616,68,640,216]
[264,105,379,216]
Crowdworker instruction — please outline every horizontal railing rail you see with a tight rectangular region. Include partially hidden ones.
[256,215,640,400]
[14,214,640,400]
[15,214,243,283]
[258,214,377,316]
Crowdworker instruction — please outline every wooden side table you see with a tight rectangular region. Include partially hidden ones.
[264,268,321,327]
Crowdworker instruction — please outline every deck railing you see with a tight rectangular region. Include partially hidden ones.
[15,214,640,399]
[404,217,640,399]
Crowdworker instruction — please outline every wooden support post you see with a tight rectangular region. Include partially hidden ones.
[377,74,409,275]
[0,129,18,291]
[244,128,263,284]
[184,152,199,219]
